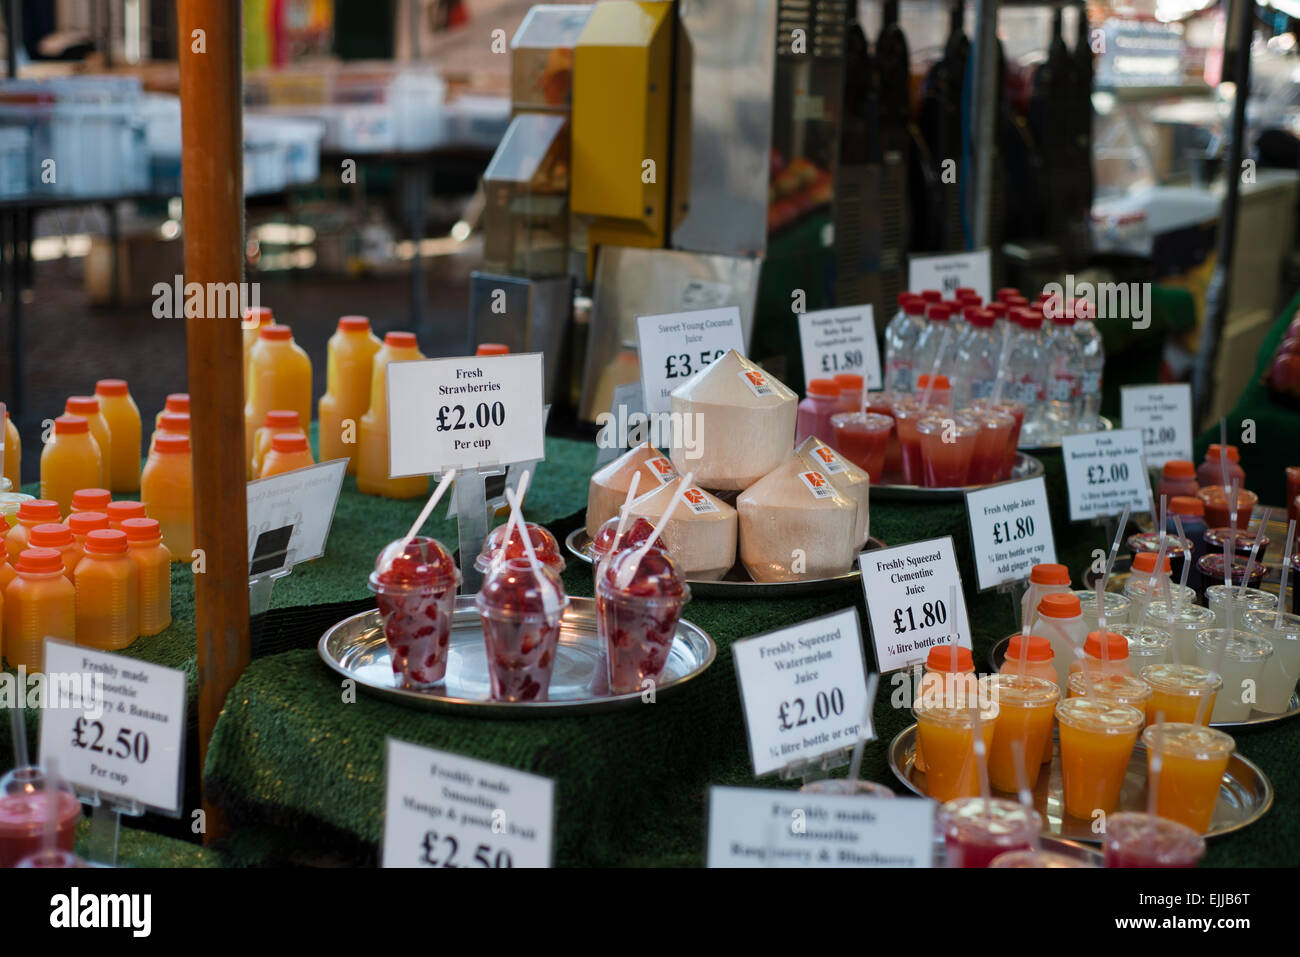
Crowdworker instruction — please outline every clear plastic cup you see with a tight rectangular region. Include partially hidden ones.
[971,398,1026,472]
[990,848,1093,868]
[1142,723,1235,833]
[590,515,666,581]
[369,536,461,689]
[1140,601,1216,663]
[1140,663,1222,726]
[1196,486,1257,529]
[1205,584,1276,631]
[0,766,81,868]
[800,778,896,798]
[1073,589,1130,636]
[1203,526,1271,561]
[1124,581,1197,625]
[965,409,1015,484]
[476,557,569,702]
[916,413,978,487]
[1102,811,1207,867]
[1066,672,1153,718]
[1242,609,1300,713]
[1114,624,1173,669]
[864,392,904,482]
[1126,532,1193,584]
[913,700,997,804]
[1054,696,1144,819]
[938,796,1042,868]
[891,398,927,485]
[1192,629,1273,722]
[596,546,689,695]
[829,411,893,481]
[16,848,86,868]
[985,674,1059,791]
[474,521,565,575]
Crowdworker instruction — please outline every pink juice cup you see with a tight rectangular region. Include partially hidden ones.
[967,409,1015,484]
[830,411,893,482]
[369,536,461,690]
[892,398,928,485]
[1102,811,1206,868]
[917,414,978,487]
[0,767,81,868]
[865,392,904,482]
[597,546,690,695]
[939,796,1042,868]
[476,557,569,702]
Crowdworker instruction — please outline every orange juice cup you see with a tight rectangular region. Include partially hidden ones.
[986,674,1059,792]
[913,699,997,804]
[829,412,892,481]
[1055,696,1144,819]
[1140,663,1222,726]
[1196,485,1257,529]
[1142,723,1234,834]
[1066,672,1154,719]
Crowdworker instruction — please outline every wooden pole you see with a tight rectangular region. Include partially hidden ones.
[177,0,249,842]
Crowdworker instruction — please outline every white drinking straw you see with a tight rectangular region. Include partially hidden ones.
[847,674,880,788]
[1237,507,1270,600]
[1136,529,1170,630]
[1102,504,1131,588]
[989,322,1013,405]
[1276,520,1296,630]
[400,468,457,549]
[617,472,693,590]
[919,327,952,408]
[609,472,642,552]
[1009,739,1040,852]
[9,698,27,768]
[1171,514,1192,614]
[504,481,561,616]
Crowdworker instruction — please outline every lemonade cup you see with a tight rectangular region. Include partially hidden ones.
[1140,663,1222,726]
[1054,696,1144,819]
[985,674,1059,792]
[1114,624,1172,669]
[1192,629,1273,723]
[1242,609,1300,713]
[1102,810,1206,867]
[1141,601,1216,663]
[1205,584,1276,631]
[1074,588,1131,636]
[1142,723,1235,833]
[913,699,997,804]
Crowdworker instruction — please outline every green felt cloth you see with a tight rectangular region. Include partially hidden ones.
[72,817,224,868]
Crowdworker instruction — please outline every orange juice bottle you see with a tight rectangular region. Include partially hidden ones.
[4,547,75,671]
[94,379,142,493]
[999,633,1059,765]
[244,324,312,474]
[106,500,145,531]
[260,431,315,478]
[154,393,189,430]
[6,499,59,562]
[64,396,112,488]
[251,410,301,478]
[243,306,274,386]
[70,488,111,514]
[148,411,191,457]
[121,518,171,636]
[320,316,382,473]
[68,511,109,575]
[358,332,427,499]
[1068,630,1133,679]
[29,523,77,581]
[74,529,139,651]
[40,415,102,517]
[140,433,193,562]
[3,410,20,491]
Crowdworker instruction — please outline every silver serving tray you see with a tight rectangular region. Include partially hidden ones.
[869,453,1044,502]
[986,635,1300,729]
[564,529,884,598]
[888,723,1273,843]
[1016,414,1114,452]
[318,597,715,716]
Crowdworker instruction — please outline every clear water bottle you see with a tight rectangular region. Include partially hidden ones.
[1006,308,1049,444]
[1043,308,1082,440]
[1073,299,1104,430]
[953,309,998,407]
[913,303,955,381]
[884,293,926,393]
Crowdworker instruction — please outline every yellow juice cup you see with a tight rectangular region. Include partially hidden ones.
[1140,663,1222,726]
[1067,672,1154,719]
[1142,723,1234,834]
[914,698,997,804]
[1055,696,1143,819]
[986,674,1059,792]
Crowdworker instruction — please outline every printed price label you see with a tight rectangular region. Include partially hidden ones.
[635,306,746,415]
[1061,428,1152,521]
[964,476,1058,591]
[246,458,347,574]
[387,353,546,476]
[797,305,882,390]
[39,641,187,814]
[706,786,934,867]
[1121,384,1193,468]
[908,249,992,301]
[859,536,971,673]
[732,608,870,777]
[382,739,554,868]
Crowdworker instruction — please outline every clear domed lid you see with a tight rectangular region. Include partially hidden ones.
[371,536,459,591]
[592,515,666,561]
[600,546,688,601]
[474,521,564,573]
[477,557,568,618]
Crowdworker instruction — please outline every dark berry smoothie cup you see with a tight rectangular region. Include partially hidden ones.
[597,546,690,695]
[369,536,460,690]
[476,558,569,702]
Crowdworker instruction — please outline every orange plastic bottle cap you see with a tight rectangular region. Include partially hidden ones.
[69,512,110,534]
[154,433,191,454]
[259,324,292,341]
[1132,552,1172,575]
[84,529,128,554]
[65,395,101,416]
[1162,460,1196,479]
[30,523,72,547]
[165,393,190,414]
[914,374,950,389]
[95,379,129,397]
[926,644,974,672]
[338,316,371,332]
[1207,444,1239,463]
[106,501,146,522]
[476,343,509,356]
[1084,631,1129,660]
[1030,563,1070,586]
[18,500,61,523]
[71,488,111,511]
[54,414,88,434]
[1168,496,1205,517]
[244,306,273,325]
[263,410,301,429]
[158,412,191,433]
[1038,593,1082,619]
[271,431,309,454]
[386,331,418,348]
[833,373,864,390]
[15,547,63,573]
[807,378,839,398]
[1008,634,1053,662]
[120,517,162,542]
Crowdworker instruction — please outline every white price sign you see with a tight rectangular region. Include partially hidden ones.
[1121,384,1193,467]
[246,458,347,574]
[797,305,882,389]
[732,608,870,777]
[39,641,187,814]
[965,477,1058,591]
[387,353,546,476]
[706,786,934,868]
[382,739,554,868]
[907,249,992,301]
[859,536,971,673]
[635,306,746,415]
[1061,428,1152,521]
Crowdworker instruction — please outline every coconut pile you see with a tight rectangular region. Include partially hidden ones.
[584,351,870,583]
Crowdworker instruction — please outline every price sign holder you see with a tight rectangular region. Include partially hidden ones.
[454,463,507,594]
[83,791,145,867]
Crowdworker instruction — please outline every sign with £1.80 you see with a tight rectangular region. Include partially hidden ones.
[964,476,1058,591]
[797,305,883,390]
[859,536,971,673]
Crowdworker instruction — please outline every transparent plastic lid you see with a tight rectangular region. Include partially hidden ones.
[476,557,568,619]
[370,536,459,592]
[591,515,665,562]
[474,521,564,574]
[599,546,688,602]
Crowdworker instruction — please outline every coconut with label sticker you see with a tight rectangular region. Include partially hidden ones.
[585,443,680,537]
[794,436,870,549]
[737,453,858,583]
[668,349,796,491]
[625,477,737,581]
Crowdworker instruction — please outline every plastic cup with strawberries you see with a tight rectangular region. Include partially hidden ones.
[474,521,565,575]
[591,516,666,580]
[368,536,461,690]
[597,546,690,696]
[476,557,569,702]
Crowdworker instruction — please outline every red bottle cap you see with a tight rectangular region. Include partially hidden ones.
[165,393,190,414]
[926,304,951,321]
[243,306,273,326]
[94,379,129,397]
[1038,593,1082,619]
[988,302,1008,318]
[807,378,839,398]
[71,488,111,511]
[919,290,943,303]
[903,298,928,316]
[926,645,973,672]
[259,324,292,341]
[1008,634,1053,662]
[1133,552,1172,574]
[1030,563,1070,585]
[30,523,72,547]
[968,310,995,328]
[121,517,162,542]
[1084,631,1129,660]
[897,292,921,308]
[1162,460,1196,479]
[65,395,101,416]
[15,547,63,573]
[106,501,146,523]
[18,500,60,523]
[996,287,1021,302]
[158,412,191,434]
[154,433,191,454]
[262,410,301,429]
[69,512,110,535]
[84,529,128,555]
[271,431,309,454]
[476,343,509,356]
[338,316,370,332]
[54,414,88,434]
[385,331,417,349]
[1169,495,1205,517]
[955,286,977,298]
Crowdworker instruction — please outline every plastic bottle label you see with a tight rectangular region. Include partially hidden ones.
[970,379,995,400]
[1048,375,1077,402]
[1013,381,1040,404]
[681,486,720,514]
[1081,371,1102,394]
